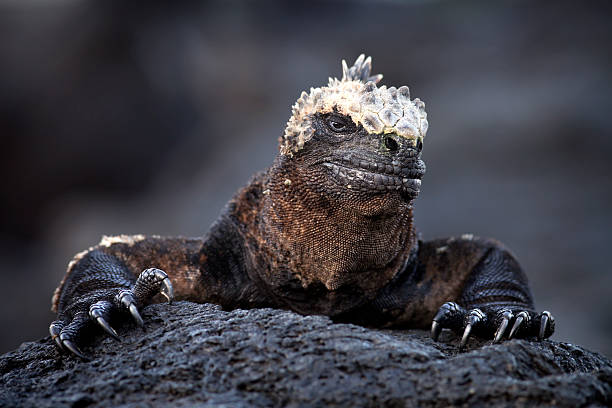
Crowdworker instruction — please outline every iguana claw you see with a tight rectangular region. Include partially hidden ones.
[95,316,120,341]
[509,311,530,339]
[133,268,174,304]
[129,303,144,326]
[89,300,120,340]
[460,309,485,349]
[50,312,91,360]
[493,309,513,343]
[538,311,554,340]
[431,321,441,341]
[116,290,144,326]
[161,277,174,304]
[61,338,89,361]
[49,320,65,350]
[431,302,554,347]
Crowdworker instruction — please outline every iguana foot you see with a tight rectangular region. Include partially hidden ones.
[430,302,555,348]
[49,268,173,360]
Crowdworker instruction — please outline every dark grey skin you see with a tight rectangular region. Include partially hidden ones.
[50,110,555,360]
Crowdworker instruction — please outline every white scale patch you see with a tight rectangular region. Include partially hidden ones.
[281,54,428,156]
[66,234,148,272]
[100,234,147,247]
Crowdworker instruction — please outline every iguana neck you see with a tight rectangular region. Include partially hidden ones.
[257,157,418,295]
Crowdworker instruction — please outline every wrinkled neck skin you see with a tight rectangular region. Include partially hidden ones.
[253,154,419,316]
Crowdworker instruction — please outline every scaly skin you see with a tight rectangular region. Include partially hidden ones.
[50,55,554,359]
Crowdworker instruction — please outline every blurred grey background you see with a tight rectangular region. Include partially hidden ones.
[1,0,611,357]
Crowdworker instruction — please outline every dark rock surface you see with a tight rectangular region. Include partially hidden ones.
[1,302,610,407]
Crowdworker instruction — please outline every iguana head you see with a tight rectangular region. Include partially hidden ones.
[280,54,427,202]
[257,56,426,309]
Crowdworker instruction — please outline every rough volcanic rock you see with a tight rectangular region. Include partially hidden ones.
[1,302,610,407]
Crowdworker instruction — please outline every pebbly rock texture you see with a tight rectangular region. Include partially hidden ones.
[1,302,610,407]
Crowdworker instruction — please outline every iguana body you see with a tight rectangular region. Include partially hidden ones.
[50,55,554,359]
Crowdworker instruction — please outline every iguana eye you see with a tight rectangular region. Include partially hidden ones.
[327,118,347,132]
[322,113,356,135]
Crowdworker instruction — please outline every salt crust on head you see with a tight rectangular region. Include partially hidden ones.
[281,54,428,156]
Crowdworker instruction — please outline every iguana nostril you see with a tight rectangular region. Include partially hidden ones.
[384,135,399,151]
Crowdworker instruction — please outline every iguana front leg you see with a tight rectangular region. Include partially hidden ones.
[50,253,173,358]
[346,236,555,347]
[49,236,202,359]
[50,227,266,359]
[423,236,555,347]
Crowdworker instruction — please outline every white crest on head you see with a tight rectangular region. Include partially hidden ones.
[281,54,428,156]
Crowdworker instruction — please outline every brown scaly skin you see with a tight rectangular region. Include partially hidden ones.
[50,61,554,360]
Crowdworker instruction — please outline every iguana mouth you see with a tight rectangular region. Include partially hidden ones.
[321,156,424,196]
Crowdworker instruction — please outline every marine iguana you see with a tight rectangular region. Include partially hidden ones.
[49,55,554,359]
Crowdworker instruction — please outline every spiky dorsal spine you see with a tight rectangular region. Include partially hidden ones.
[341,54,383,84]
